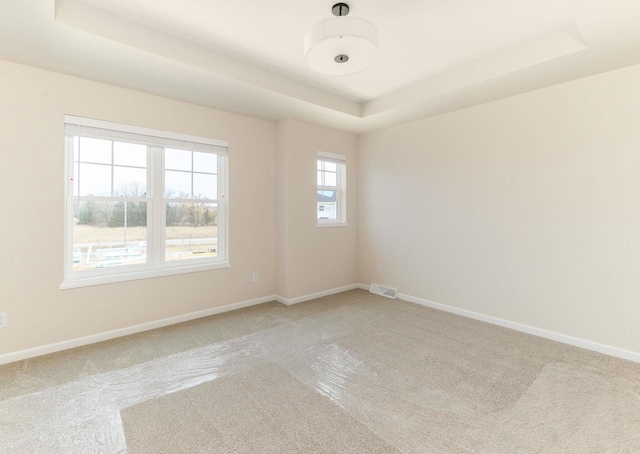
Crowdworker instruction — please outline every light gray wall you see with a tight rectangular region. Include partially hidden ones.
[0,60,280,354]
[277,119,358,299]
[0,60,360,357]
[359,63,640,353]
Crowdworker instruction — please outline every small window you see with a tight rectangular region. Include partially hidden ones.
[317,152,346,226]
[62,116,229,289]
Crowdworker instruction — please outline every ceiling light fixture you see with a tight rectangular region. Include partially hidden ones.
[304,3,379,76]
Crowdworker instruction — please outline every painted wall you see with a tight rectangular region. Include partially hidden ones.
[4,53,640,358]
[277,119,358,299]
[359,63,640,353]
[0,60,280,355]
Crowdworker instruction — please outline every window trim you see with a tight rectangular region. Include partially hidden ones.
[61,115,230,290]
[316,151,347,227]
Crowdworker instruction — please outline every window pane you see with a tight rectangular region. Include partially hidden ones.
[165,148,192,171]
[325,161,337,172]
[317,160,322,170]
[193,173,217,199]
[317,190,338,220]
[73,162,79,196]
[165,202,218,261]
[65,117,230,285]
[325,171,337,187]
[114,142,146,167]
[72,200,147,270]
[317,171,323,186]
[79,137,111,164]
[114,166,147,197]
[165,170,191,198]
[193,152,217,174]
[79,163,111,196]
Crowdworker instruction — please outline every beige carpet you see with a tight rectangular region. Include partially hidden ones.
[121,362,397,454]
[1,289,640,453]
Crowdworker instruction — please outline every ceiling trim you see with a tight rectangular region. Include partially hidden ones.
[54,0,599,125]
[55,0,364,118]
[0,0,633,134]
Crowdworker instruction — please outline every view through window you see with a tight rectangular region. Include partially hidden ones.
[64,116,228,288]
[317,153,346,225]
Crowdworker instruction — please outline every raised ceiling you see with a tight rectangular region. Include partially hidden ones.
[1,0,640,133]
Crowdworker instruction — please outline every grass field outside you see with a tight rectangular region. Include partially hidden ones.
[73,224,218,243]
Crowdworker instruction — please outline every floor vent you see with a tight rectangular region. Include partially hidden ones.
[369,284,398,299]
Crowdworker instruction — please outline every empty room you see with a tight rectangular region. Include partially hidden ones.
[1,0,640,452]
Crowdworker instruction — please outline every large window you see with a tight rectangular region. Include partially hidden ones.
[317,152,346,226]
[62,116,228,289]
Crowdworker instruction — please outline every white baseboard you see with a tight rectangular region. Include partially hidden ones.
[0,284,362,366]
[5,284,638,366]
[0,294,277,366]
[358,284,639,364]
[277,284,361,306]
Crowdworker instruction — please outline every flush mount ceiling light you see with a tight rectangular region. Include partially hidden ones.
[304,3,379,76]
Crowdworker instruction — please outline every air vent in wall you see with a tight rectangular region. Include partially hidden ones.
[369,283,398,299]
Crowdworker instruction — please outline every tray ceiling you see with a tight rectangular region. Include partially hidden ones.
[1,0,640,133]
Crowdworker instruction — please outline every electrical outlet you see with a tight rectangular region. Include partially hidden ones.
[0,313,7,329]
[252,272,259,284]
[376,265,382,274]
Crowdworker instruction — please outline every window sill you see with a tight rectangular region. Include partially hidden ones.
[316,222,348,228]
[60,261,231,290]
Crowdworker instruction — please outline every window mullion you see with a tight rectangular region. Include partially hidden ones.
[150,146,164,266]
[146,145,154,266]
[340,162,346,222]
[336,164,341,220]
[191,151,194,198]
[76,136,81,198]
[218,154,227,261]
[63,116,229,289]
[65,135,74,280]
[336,164,345,222]
[110,141,115,197]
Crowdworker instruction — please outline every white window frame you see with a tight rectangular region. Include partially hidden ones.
[61,115,230,290]
[317,151,347,227]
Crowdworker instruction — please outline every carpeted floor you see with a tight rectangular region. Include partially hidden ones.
[121,363,398,454]
[1,289,639,453]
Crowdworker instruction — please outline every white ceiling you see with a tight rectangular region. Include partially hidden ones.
[1,0,640,133]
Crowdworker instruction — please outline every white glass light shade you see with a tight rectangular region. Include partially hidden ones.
[304,17,379,76]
